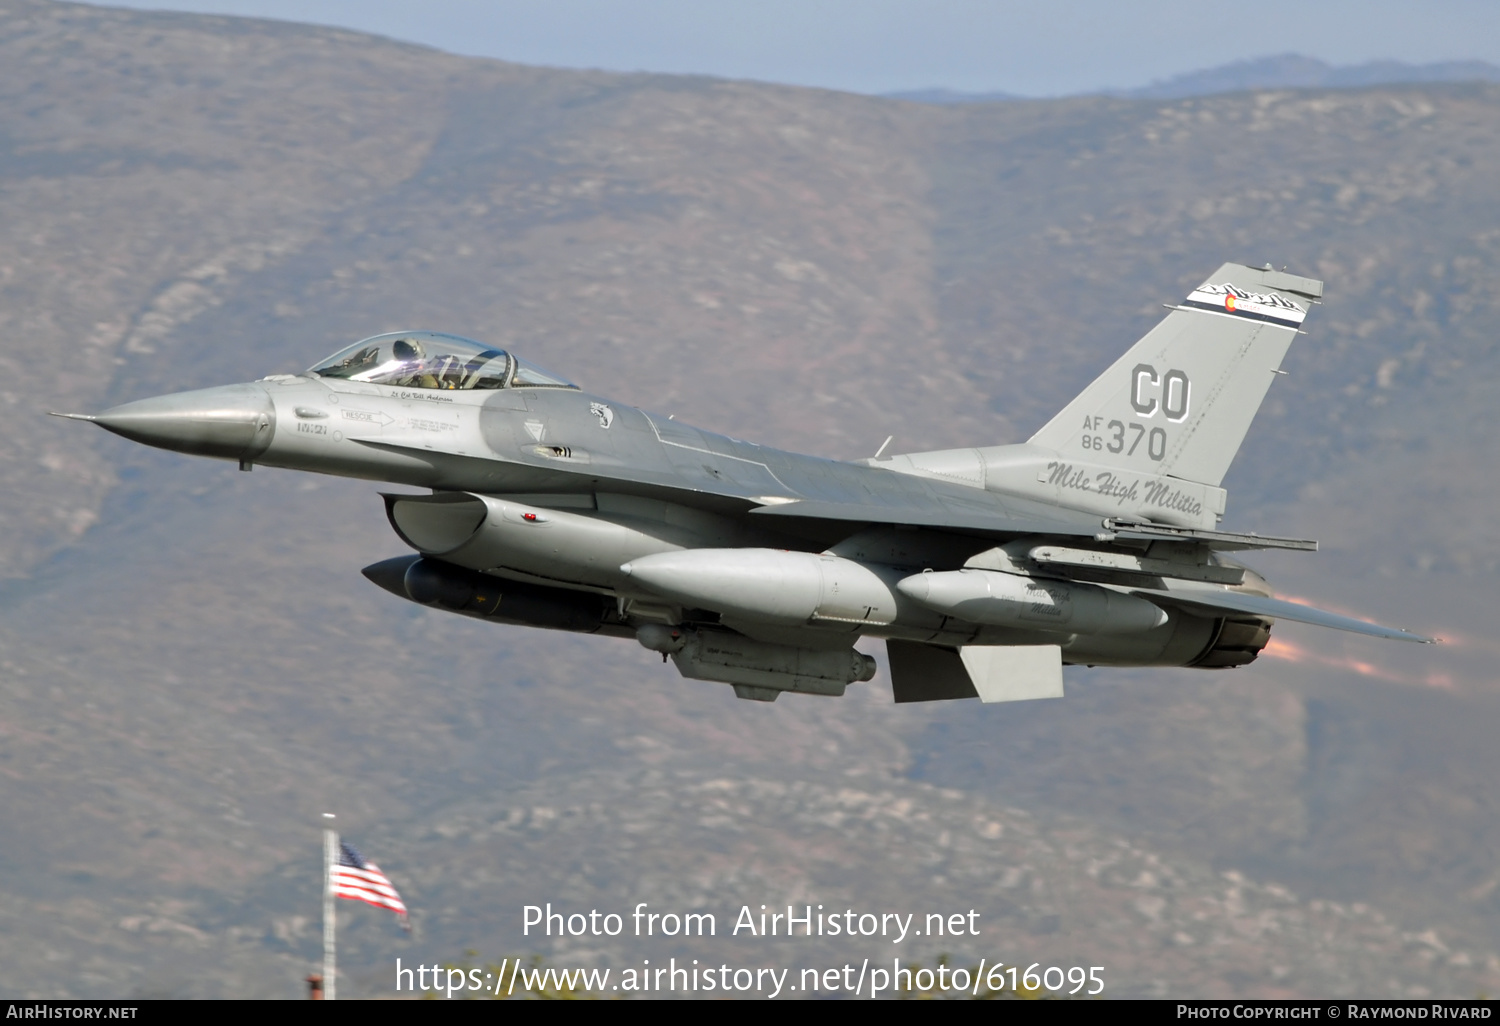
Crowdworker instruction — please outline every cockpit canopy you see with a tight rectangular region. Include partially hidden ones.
[309,332,576,391]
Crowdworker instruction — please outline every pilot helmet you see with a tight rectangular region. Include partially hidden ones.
[392,338,426,362]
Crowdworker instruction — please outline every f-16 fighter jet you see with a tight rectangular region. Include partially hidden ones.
[58,263,1432,704]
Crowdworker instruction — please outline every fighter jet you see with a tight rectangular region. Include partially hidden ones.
[57,262,1432,704]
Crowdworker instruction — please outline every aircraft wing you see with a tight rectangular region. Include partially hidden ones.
[356,436,1109,540]
[1128,585,1434,643]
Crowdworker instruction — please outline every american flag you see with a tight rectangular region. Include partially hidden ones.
[331,842,409,928]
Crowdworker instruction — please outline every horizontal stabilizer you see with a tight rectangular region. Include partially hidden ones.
[1130,587,1434,643]
[887,640,1065,703]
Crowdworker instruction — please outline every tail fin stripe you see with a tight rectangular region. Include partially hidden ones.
[1186,281,1308,327]
[1174,301,1302,329]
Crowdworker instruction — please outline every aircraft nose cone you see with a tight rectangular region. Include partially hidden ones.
[93,383,276,462]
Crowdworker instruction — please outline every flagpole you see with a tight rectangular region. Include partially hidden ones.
[323,813,337,1001]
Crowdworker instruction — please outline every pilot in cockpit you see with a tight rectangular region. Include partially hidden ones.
[391,336,423,373]
[311,332,577,392]
[392,337,467,389]
[389,338,434,388]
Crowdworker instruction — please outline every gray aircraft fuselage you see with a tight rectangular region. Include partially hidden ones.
[64,265,1432,705]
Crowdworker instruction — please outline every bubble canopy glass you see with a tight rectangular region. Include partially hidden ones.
[308,332,576,390]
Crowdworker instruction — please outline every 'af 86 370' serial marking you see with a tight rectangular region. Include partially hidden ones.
[1078,417,1166,461]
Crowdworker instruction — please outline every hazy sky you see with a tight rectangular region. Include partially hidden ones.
[97,0,1500,97]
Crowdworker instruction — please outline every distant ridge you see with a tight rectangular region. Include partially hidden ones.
[887,53,1500,104]
[884,87,1021,104]
[1123,53,1500,99]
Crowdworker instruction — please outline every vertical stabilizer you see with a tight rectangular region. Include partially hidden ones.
[1027,264,1322,487]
